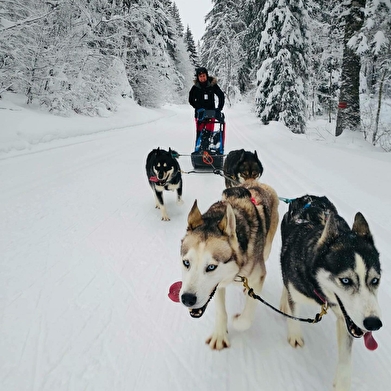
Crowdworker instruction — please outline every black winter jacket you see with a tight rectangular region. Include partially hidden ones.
[188,76,225,117]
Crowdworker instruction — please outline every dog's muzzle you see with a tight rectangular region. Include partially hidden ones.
[336,295,382,350]
[181,286,217,318]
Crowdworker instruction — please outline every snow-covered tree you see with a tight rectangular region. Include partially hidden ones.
[0,0,132,114]
[0,0,193,112]
[237,0,266,94]
[1,0,389,151]
[305,1,343,120]
[360,0,391,93]
[185,25,199,68]
[170,2,184,37]
[164,1,193,102]
[202,0,246,103]
[123,0,192,107]
[125,0,170,107]
[255,0,310,133]
[360,0,391,146]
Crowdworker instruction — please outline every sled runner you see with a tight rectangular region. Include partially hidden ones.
[191,109,225,169]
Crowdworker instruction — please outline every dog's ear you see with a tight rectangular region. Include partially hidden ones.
[187,200,203,230]
[317,213,339,247]
[254,150,264,173]
[218,203,236,237]
[231,149,245,172]
[352,212,374,245]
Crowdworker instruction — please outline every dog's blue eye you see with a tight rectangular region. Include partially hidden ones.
[206,264,217,272]
[371,277,380,285]
[340,277,352,286]
[183,260,190,269]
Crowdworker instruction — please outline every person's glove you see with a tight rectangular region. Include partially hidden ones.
[196,108,205,120]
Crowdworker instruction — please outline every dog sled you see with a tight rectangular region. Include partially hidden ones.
[191,109,225,169]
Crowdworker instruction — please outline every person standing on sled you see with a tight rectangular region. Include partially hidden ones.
[188,67,225,149]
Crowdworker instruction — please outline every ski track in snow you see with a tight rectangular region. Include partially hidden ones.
[1,104,390,391]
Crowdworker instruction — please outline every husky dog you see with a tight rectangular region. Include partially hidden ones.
[180,180,279,349]
[280,194,338,244]
[279,195,382,391]
[145,147,183,221]
[223,149,263,188]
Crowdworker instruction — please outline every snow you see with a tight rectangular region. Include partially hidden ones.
[1,92,391,391]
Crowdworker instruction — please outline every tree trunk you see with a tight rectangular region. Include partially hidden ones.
[335,0,366,136]
[373,69,387,145]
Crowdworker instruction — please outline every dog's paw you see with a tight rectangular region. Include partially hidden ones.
[232,313,252,331]
[288,335,304,348]
[160,206,170,221]
[177,198,184,205]
[333,377,350,391]
[206,331,230,350]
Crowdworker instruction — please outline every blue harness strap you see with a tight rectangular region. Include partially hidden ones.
[279,197,294,204]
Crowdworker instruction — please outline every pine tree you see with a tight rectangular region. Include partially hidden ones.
[170,2,184,37]
[255,0,309,133]
[185,26,199,68]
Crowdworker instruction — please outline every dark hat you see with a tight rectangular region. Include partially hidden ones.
[196,67,208,77]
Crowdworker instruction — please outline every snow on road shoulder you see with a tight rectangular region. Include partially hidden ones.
[0,92,174,155]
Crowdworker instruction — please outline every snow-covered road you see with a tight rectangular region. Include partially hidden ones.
[1,103,390,391]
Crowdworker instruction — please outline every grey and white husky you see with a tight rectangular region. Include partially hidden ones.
[279,195,382,391]
[179,180,279,349]
[223,149,263,188]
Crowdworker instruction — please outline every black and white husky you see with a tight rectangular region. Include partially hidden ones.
[145,147,183,221]
[279,195,382,391]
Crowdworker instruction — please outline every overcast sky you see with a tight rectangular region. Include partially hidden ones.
[174,0,212,42]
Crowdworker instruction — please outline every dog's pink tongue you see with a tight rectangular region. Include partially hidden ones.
[168,281,182,303]
[364,332,378,351]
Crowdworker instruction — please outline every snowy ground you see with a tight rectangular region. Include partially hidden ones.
[1,93,390,391]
